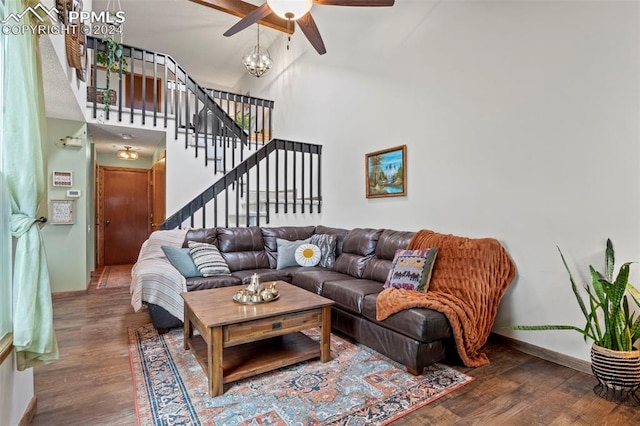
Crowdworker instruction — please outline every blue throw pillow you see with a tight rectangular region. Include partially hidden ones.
[161,246,202,278]
[276,238,311,269]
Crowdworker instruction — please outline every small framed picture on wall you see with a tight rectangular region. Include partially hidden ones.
[365,145,407,198]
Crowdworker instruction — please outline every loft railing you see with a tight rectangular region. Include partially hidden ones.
[86,37,274,173]
[161,139,322,230]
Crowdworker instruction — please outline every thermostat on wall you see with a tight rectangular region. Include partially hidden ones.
[66,189,81,198]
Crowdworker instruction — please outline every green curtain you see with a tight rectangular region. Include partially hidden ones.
[2,0,58,370]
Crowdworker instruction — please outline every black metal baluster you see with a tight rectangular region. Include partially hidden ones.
[284,144,288,214]
[141,50,146,125]
[174,61,179,140]
[256,157,260,226]
[129,47,135,123]
[213,195,218,227]
[194,94,199,159]
[318,149,322,214]
[293,143,297,214]
[309,150,314,213]
[275,147,279,214]
[153,52,157,127]
[224,175,229,228]
[246,166,251,226]
[163,55,168,128]
[185,74,190,150]
[92,43,97,119]
[117,51,123,122]
[301,146,305,214]
[202,200,206,228]
[235,170,240,227]
[268,102,272,141]
[266,147,270,223]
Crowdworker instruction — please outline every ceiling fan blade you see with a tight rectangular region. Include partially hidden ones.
[190,0,294,34]
[223,2,273,37]
[313,0,395,6]
[297,13,327,55]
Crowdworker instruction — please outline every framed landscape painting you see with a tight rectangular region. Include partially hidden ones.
[365,145,407,198]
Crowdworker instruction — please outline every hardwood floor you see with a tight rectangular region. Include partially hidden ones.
[32,273,640,425]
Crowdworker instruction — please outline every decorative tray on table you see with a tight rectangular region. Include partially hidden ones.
[232,276,280,305]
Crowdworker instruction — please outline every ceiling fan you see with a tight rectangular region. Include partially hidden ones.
[190,0,395,55]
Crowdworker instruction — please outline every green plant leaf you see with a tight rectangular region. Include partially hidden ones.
[605,238,614,281]
[628,283,640,309]
[558,247,592,331]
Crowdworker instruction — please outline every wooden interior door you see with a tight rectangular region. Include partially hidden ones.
[150,155,166,231]
[99,166,150,266]
[125,73,163,112]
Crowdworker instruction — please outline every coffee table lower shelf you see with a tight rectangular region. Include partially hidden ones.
[187,332,320,385]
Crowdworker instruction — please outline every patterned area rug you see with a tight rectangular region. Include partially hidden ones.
[96,264,133,289]
[128,324,473,425]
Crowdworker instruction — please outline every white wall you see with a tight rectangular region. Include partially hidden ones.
[236,1,640,362]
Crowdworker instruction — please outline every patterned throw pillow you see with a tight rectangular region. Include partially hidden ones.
[295,244,321,267]
[188,241,231,277]
[384,248,439,292]
[276,238,311,269]
[309,233,337,268]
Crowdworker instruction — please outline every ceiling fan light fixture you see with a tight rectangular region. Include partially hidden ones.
[116,146,139,160]
[267,0,312,20]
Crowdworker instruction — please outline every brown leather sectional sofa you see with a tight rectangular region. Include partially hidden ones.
[145,225,453,375]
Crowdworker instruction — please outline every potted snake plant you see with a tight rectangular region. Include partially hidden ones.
[512,239,640,406]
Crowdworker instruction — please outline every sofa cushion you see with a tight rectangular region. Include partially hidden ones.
[221,251,270,272]
[161,246,202,278]
[183,228,217,247]
[314,225,350,257]
[384,248,438,292]
[262,226,316,268]
[361,257,393,284]
[342,228,383,257]
[321,279,384,314]
[290,270,352,295]
[217,226,265,252]
[186,275,241,291]
[333,253,372,278]
[276,238,311,269]
[361,294,452,343]
[217,227,270,271]
[362,230,415,283]
[309,234,337,268]
[375,230,415,260]
[188,241,231,277]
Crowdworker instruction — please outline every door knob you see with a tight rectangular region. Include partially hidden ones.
[106,220,110,226]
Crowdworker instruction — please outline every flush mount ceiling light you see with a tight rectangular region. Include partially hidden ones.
[266,0,312,20]
[116,146,139,160]
[242,25,273,78]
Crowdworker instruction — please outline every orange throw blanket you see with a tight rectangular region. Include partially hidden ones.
[376,230,516,367]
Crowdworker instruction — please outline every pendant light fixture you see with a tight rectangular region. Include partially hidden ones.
[242,25,273,78]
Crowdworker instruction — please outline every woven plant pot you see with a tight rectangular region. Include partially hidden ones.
[591,344,640,406]
[87,87,116,106]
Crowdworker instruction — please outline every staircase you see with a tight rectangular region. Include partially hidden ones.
[86,37,322,229]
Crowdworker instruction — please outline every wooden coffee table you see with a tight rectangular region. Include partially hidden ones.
[182,281,335,396]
